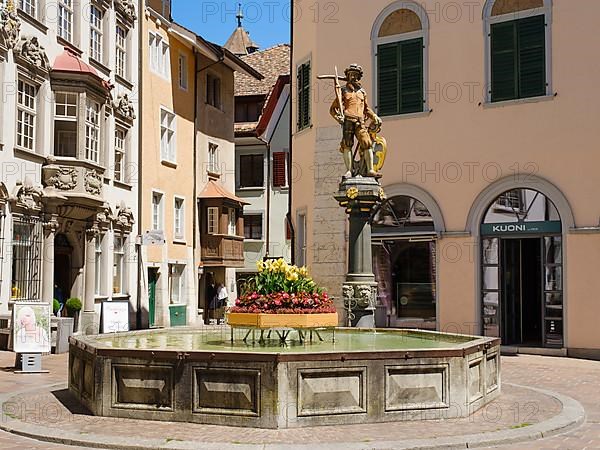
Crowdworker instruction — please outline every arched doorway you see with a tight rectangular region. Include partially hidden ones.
[480,188,563,348]
[371,194,438,329]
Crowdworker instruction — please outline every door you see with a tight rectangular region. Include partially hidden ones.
[148,269,158,328]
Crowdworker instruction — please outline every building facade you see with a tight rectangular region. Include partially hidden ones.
[139,0,260,327]
[227,34,291,285]
[0,0,139,333]
[292,0,600,358]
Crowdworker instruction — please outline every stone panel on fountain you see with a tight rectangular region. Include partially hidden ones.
[193,367,260,416]
[468,357,484,403]
[385,364,448,411]
[112,364,173,411]
[297,368,366,416]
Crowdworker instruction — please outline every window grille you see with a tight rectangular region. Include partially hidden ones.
[11,216,42,302]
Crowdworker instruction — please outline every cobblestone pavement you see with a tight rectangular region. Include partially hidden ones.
[0,351,598,449]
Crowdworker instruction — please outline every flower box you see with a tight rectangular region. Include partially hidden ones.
[227,312,339,329]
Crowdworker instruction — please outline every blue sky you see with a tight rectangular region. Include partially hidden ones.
[172,1,291,49]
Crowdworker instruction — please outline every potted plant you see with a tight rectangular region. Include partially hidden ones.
[227,259,337,328]
[53,299,61,317]
[65,298,82,330]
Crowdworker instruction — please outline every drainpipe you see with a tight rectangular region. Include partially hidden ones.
[135,0,144,330]
[193,48,199,316]
[258,136,271,257]
[288,3,295,264]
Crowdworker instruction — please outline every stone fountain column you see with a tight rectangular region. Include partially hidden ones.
[335,177,384,328]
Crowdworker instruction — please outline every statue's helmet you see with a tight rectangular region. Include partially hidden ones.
[344,64,364,80]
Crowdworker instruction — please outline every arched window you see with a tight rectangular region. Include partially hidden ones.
[372,2,429,117]
[484,0,552,103]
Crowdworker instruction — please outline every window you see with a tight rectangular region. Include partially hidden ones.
[207,206,219,235]
[57,0,74,42]
[375,7,427,116]
[174,197,184,239]
[85,99,101,163]
[114,128,127,182]
[149,32,170,78]
[178,54,188,90]
[486,0,549,102]
[496,190,524,211]
[16,79,37,151]
[152,192,163,231]
[169,264,185,304]
[54,92,78,158]
[239,154,264,188]
[90,5,104,62]
[160,108,176,162]
[273,151,288,187]
[228,208,237,236]
[206,74,221,109]
[208,143,219,174]
[19,0,36,18]
[11,218,42,301]
[95,236,103,296]
[296,61,311,130]
[297,213,306,267]
[115,25,127,78]
[235,95,265,123]
[244,214,262,240]
[113,235,125,295]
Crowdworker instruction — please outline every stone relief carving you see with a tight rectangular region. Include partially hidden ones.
[356,285,377,309]
[114,202,135,231]
[10,179,43,211]
[0,1,21,49]
[114,0,137,22]
[43,163,78,191]
[113,93,136,120]
[14,36,49,70]
[85,170,103,196]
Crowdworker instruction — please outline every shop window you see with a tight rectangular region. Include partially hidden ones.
[375,8,426,116]
[296,61,311,130]
[239,154,264,188]
[113,235,126,295]
[244,214,262,240]
[11,217,42,301]
[486,0,550,102]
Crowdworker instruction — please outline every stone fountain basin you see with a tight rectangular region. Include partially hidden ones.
[69,328,501,429]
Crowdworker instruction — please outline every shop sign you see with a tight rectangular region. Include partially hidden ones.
[481,221,561,236]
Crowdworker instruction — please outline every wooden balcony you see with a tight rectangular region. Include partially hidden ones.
[201,234,245,268]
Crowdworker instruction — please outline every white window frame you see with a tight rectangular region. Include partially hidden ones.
[208,142,219,174]
[370,1,430,116]
[114,127,127,182]
[207,206,219,235]
[174,196,185,240]
[19,0,37,18]
[169,264,185,304]
[57,0,74,43]
[85,98,101,163]
[16,79,37,151]
[178,53,188,91]
[151,191,164,231]
[115,24,128,79]
[149,31,170,79]
[53,91,78,158]
[89,3,104,63]
[159,107,176,163]
[483,0,553,104]
[112,235,126,295]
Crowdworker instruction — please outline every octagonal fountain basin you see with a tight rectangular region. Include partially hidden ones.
[69,328,500,429]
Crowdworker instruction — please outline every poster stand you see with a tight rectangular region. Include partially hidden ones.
[14,353,48,374]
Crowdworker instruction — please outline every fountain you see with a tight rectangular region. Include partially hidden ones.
[69,63,500,430]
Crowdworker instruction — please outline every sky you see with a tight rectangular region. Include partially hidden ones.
[172,1,291,49]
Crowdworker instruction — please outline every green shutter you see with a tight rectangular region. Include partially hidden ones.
[491,15,546,102]
[297,63,311,130]
[378,38,424,116]
[378,43,399,116]
[400,38,424,114]
[518,15,546,98]
[491,21,518,102]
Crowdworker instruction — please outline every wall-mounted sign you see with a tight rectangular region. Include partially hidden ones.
[142,230,165,245]
[102,301,129,333]
[481,221,561,236]
[13,302,51,353]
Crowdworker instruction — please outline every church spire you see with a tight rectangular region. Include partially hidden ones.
[224,2,260,56]
[236,3,243,28]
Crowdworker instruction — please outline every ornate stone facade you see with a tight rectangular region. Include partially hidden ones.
[85,170,103,196]
[10,180,43,212]
[0,1,21,49]
[114,93,136,121]
[115,0,137,22]
[14,36,49,70]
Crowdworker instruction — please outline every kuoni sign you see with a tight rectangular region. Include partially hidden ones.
[481,221,562,236]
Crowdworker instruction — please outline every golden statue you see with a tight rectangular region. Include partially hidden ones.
[320,64,387,178]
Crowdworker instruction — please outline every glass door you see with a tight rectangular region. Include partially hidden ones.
[543,236,563,347]
[482,238,501,337]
